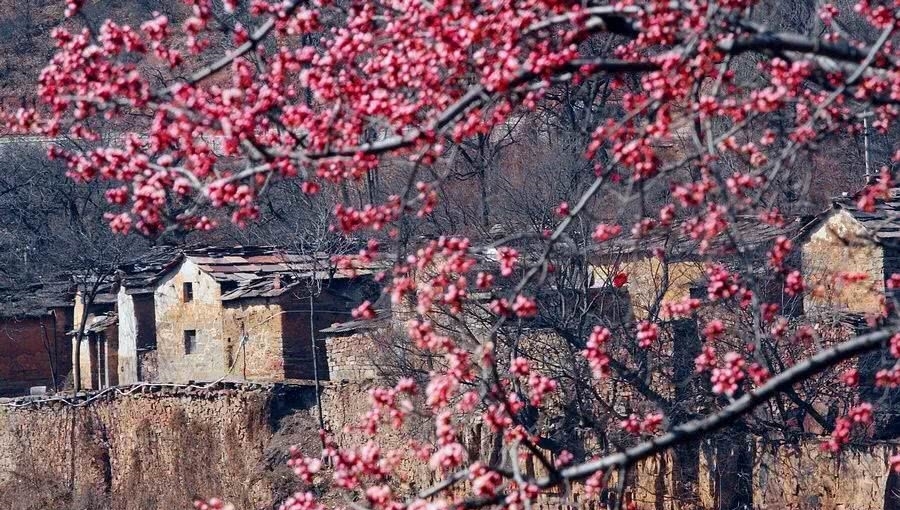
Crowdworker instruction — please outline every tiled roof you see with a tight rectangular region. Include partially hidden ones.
[828,190,900,245]
[0,279,74,318]
[182,246,383,301]
[85,312,117,333]
[68,312,118,335]
[320,314,390,335]
[185,246,332,280]
[117,245,184,293]
[116,245,384,300]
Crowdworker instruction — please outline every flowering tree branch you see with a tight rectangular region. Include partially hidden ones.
[14,1,900,509]
[554,324,896,483]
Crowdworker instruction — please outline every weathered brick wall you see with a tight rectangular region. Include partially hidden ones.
[0,311,70,396]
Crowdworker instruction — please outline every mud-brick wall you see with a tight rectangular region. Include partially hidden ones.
[0,381,898,510]
[0,309,71,396]
[0,384,324,510]
[0,381,440,509]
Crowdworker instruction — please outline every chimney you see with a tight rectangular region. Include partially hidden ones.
[273,274,281,290]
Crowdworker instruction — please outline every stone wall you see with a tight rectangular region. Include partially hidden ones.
[0,383,323,510]
[220,288,357,382]
[753,441,897,510]
[326,332,380,381]
[803,209,885,316]
[626,436,900,510]
[0,382,897,510]
[222,297,287,381]
[154,259,229,382]
[593,258,705,319]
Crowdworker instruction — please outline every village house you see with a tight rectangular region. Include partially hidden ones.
[138,246,380,384]
[801,192,900,437]
[802,192,900,317]
[0,280,73,396]
[114,245,181,385]
[67,245,382,389]
[590,217,807,318]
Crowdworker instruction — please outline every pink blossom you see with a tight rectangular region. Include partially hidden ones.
[891,454,900,473]
[695,344,717,373]
[527,372,558,406]
[510,357,531,377]
[583,326,612,378]
[636,321,660,348]
[469,462,502,497]
[711,352,745,396]
[592,223,623,242]
[512,294,538,318]
[497,247,519,277]
[840,369,860,387]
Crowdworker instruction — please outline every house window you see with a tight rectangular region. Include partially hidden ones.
[184,330,197,354]
[183,282,194,302]
[689,285,705,300]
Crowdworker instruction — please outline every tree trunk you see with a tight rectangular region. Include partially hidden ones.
[73,278,103,392]
[671,319,703,508]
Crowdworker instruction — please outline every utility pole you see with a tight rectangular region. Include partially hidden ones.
[864,116,872,184]
[309,294,326,438]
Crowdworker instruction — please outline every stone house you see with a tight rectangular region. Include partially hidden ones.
[114,245,182,385]
[801,192,900,436]
[590,217,807,318]
[0,280,73,396]
[802,192,900,317]
[146,246,380,384]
